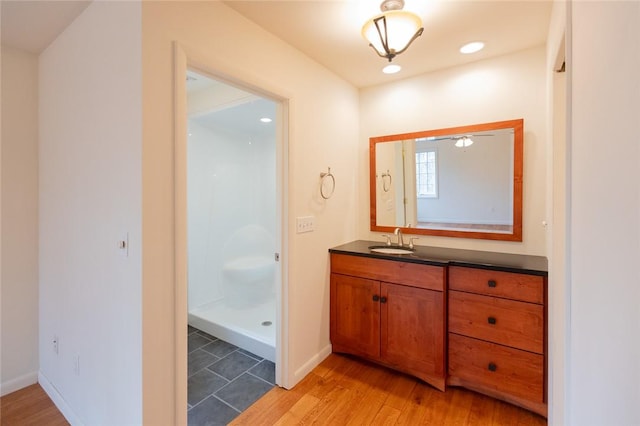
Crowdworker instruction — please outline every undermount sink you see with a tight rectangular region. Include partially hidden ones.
[368,246,415,255]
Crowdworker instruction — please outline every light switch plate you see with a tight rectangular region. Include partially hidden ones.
[296,216,315,233]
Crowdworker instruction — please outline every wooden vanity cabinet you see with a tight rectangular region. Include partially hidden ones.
[330,253,446,391]
[447,266,547,417]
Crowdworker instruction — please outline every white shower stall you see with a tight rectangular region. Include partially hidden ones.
[186,73,277,362]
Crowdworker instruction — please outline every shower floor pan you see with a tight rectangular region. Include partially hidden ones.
[189,298,276,362]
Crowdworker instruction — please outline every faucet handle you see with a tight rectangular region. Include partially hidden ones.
[381,235,392,246]
[409,237,419,249]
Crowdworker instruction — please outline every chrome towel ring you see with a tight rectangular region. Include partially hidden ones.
[320,167,335,199]
[381,170,392,192]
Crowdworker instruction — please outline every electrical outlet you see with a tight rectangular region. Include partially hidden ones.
[296,216,315,233]
[53,336,59,355]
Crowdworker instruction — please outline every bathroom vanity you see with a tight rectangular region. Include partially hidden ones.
[329,240,548,417]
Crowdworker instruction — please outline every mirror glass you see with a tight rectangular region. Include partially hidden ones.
[370,119,523,241]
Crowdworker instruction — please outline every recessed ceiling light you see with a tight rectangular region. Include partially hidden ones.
[260,117,272,123]
[382,64,402,74]
[460,41,485,54]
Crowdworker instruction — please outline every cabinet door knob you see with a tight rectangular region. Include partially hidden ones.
[380,296,388,303]
[487,316,497,325]
[488,363,497,372]
[372,295,380,302]
[488,280,497,288]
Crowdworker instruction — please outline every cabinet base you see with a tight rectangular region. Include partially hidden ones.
[446,377,547,418]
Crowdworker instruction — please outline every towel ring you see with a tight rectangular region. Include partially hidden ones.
[381,170,392,192]
[320,167,335,200]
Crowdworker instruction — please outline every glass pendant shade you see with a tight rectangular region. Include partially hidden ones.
[362,10,423,61]
[455,137,474,148]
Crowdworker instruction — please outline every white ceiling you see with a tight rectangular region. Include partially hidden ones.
[1,0,90,54]
[1,1,552,88]
[187,70,277,139]
[224,0,553,88]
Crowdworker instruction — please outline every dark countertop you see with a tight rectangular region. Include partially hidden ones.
[329,240,548,276]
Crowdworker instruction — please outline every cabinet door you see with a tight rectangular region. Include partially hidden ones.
[380,283,445,389]
[330,273,380,359]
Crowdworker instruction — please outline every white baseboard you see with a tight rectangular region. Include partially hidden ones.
[292,344,332,386]
[0,371,38,396]
[38,371,84,426]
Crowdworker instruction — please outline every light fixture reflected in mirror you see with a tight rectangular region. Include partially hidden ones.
[454,136,474,147]
[362,0,424,62]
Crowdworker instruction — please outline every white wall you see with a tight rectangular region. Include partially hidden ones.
[141,2,360,424]
[38,2,142,424]
[187,119,276,310]
[360,46,547,255]
[0,45,39,396]
[416,134,512,225]
[568,2,640,425]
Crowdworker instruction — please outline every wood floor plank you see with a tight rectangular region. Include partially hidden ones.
[0,384,68,426]
[371,405,401,425]
[395,381,434,425]
[298,385,352,424]
[344,365,395,426]
[380,372,417,412]
[273,394,321,426]
[466,391,499,425]
[442,388,475,424]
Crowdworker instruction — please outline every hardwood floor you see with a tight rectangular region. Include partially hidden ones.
[231,353,547,425]
[0,355,547,425]
[1,384,68,426]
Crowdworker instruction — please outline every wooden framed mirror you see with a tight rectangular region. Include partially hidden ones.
[370,119,523,241]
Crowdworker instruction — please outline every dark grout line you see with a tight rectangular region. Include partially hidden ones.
[211,394,242,414]
[245,370,275,386]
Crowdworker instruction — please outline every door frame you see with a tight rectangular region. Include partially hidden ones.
[173,42,290,425]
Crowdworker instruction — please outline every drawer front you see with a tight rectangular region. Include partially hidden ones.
[448,333,544,404]
[449,266,544,304]
[330,253,444,292]
[449,290,544,353]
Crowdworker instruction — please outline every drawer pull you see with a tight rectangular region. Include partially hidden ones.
[488,362,497,372]
[373,295,380,302]
[488,280,497,288]
[380,296,388,303]
[487,316,497,325]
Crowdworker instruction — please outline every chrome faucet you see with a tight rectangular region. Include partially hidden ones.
[394,227,404,247]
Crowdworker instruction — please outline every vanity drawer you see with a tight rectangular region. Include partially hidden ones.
[449,266,544,304]
[330,253,444,292]
[448,333,544,404]
[449,290,543,353]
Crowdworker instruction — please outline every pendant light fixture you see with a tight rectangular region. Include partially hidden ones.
[362,0,424,62]
[455,136,474,148]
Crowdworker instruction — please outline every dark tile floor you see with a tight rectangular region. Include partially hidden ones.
[188,325,275,426]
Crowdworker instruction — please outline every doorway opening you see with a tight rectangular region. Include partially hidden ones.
[184,69,283,424]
